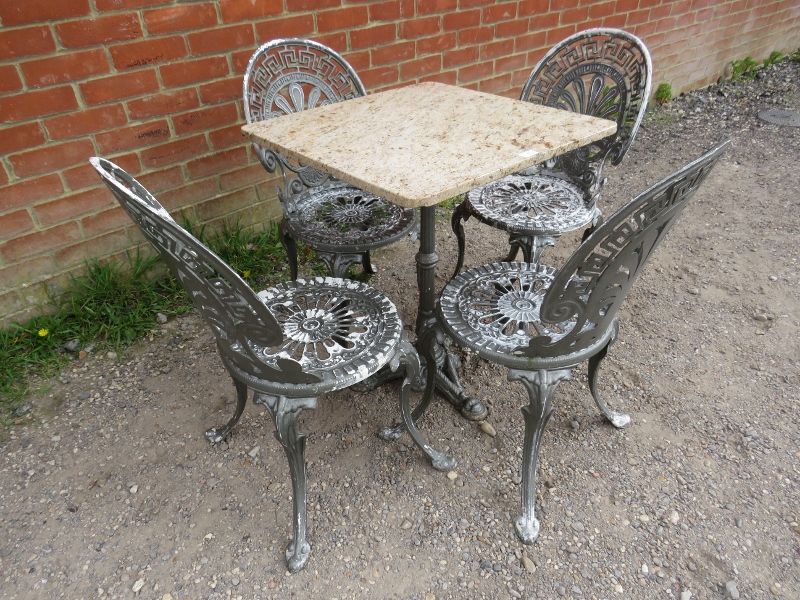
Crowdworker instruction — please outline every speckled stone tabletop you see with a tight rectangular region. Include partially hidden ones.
[242,82,617,208]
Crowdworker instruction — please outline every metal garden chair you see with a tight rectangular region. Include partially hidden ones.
[90,157,451,573]
[244,38,417,279]
[451,28,652,274]
[410,142,728,544]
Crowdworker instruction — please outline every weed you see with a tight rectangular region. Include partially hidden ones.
[763,51,783,68]
[792,49,800,63]
[654,83,673,105]
[730,56,759,81]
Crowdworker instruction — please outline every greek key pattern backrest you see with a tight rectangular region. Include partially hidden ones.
[521,29,652,192]
[90,158,318,384]
[244,39,366,209]
[520,141,729,358]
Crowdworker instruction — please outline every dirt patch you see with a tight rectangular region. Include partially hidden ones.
[1,62,799,599]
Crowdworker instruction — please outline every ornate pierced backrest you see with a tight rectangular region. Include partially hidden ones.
[90,157,320,384]
[243,38,366,211]
[521,29,652,196]
[520,141,729,359]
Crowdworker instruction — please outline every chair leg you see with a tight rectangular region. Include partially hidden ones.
[362,250,377,275]
[204,376,248,444]
[387,338,456,472]
[451,201,468,279]
[254,393,318,573]
[587,322,631,429]
[508,368,572,544]
[278,222,299,281]
[507,234,558,264]
[317,251,363,279]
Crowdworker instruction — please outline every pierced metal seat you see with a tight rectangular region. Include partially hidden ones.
[244,39,417,279]
[90,157,450,574]
[411,142,728,544]
[452,28,652,274]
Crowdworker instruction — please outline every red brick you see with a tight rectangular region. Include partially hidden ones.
[443,9,481,31]
[109,36,187,71]
[21,49,110,89]
[479,73,512,94]
[187,24,254,55]
[0,123,46,156]
[1,222,82,263]
[496,18,530,38]
[459,0,494,6]
[0,65,22,94]
[0,175,63,212]
[255,14,316,41]
[496,53,527,73]
[54,230,131,269]
[173,104,239,136]
[590,0,617,19]
[64,155,141,192]
[601,14,627,28]
[417,0,457,14]
[529,12,559,31]
[0,166,7,186]
[359,65,400,89]
[318,6,369,33]
[342,50,370,72]
[483,2,518,23]
[136,166,185,194]
[625,8,650,26]
[0,0,89,27]
[96,120,172,154]
[55,14,142,49]
[210,125,247,150]
[219,0,282,22]
[369,0,414,21]
[0,26,56,61]
[158,178,219,212]
[187,147,249,180]
[0,86,79,124]
[444,46,479,68]
[95,0,171,10]
[219,164,267,192]
[400,16,441,39]
[141,136,210,168]
[144,3,218,34]
[0,210,35,238]
[518,0,549,16]
[371,41,415,65]
[314,33,348,53]
[546,26,578,46]
[80,70,159,105]
[44,105,127,141]
[516,31,547,52]
[615,0,638,11]
[81,206,130,237]
[459,26,494,45]
[550,0,574,8]
[199,77,242,105]
[195,187,257,222]
[34,187,113,228]
[418,33,457,54]
[401,55,442,80]
[286,0,340,9]
[9,139,95,179]
[419,71,458,86]
[458,61,494,84]
[127,88,200,120]
[161,56,229,88]
[481,39,515,60]
[561,7,589,24]
[350,24,397,49]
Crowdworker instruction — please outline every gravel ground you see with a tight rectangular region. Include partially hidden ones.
[1,60,798,600]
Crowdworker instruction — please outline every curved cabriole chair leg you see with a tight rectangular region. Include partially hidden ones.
[509,368,572,544]
[278,222,300,281]
[587,321,631,429]
[205,376,248,444]
[255,393,318,573]
[451,202,468,279]
[362,251,377,275]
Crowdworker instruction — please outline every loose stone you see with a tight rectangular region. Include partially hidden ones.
[480,422,496,437]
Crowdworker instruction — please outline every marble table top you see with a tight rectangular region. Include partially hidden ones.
[242,82,617,208]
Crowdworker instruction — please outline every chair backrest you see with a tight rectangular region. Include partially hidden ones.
[90,157,320,384]
[519,140,729,359]
[521,29,652,195]
[243,39,366,206]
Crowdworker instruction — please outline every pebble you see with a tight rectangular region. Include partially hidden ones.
[132,578,145,593]
[688,287,699,295]
[480,422,496,437]
[248,446,260,458]
[681,592,692,600]
[106,351,118,360]
[446,471,458,480]
[570,521,584,532]
[401,519,412,530]
[64,338,80,352]
[521,556,535,573]
[770,584,781,595]
[157,313,168,324]
[725,580,740,599]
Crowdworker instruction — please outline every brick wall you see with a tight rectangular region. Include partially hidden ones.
[2,0,799,325]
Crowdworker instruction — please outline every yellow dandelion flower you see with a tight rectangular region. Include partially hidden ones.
[243,270,251,278]
[38,328,49,337]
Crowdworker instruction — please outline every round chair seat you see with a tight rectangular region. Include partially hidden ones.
[466,174,596,236]
[438,262,613,371]
[285,181,417,252]
[230,276,405,396]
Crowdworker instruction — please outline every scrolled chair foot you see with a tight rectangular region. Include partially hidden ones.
[514,514,541,545]
[379,423,404,441]
[204,426,230,444]
[431,453,457,472]
[285,540,311,573]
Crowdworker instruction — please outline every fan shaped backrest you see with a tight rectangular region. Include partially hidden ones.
[520,141,729,358]
[521,29,652,180]
[243,38,366,196]
[90,157,318,384]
